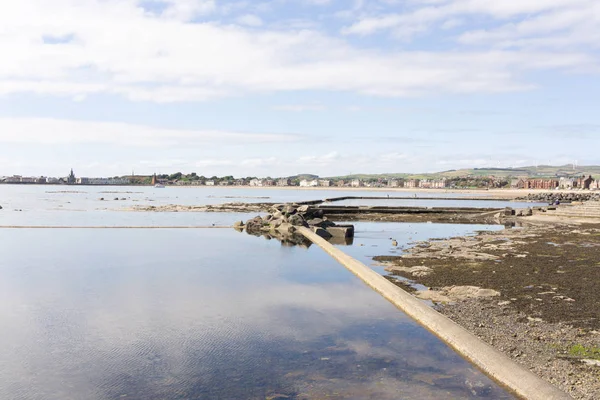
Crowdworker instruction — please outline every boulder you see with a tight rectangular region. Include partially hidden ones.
[276,223,296,235]
[272,210,283,219]
[233,221,245,228]
[288,214,308,227]
[525,207,533,216]
[313,227,333,240]
[271,218,284,227]
[283,205,298,215]
[326,225,354,238]
[307,218,324,227]
[297,205,310,213]
[245,216,264,232]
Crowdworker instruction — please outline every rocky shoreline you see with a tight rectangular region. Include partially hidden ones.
[375,222,600,399]
[125,202,272,213]
[518,192,600,202]
[235,204,354,245]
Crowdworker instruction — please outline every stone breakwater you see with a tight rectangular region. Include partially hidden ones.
[518,192,600,202]
[235,204,354,242]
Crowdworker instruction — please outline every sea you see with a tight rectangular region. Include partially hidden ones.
[0,185,519,399]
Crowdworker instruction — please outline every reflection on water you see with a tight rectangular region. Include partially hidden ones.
[0,228,512,399]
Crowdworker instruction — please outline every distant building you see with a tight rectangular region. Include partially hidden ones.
[67,169,76,185]
[524,179,559,190]
[579,175,594,190]
[277,178,291,187]
[5,176,22,183]
[19,177,37,183]
[404,179,420,188]
[263,179,276,186]
[76,177,130,185]
[336,180,346,187]
[205,180,215,186]
[419,179,446,189]
[350,179,363,188]
[319,180,332,187]
[388,179,400,188]
[234,179,248,186]
[300,179,318,187]
[249,179,262,187]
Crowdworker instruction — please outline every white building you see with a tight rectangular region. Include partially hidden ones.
[351,179,363,188]
[319,180,332,187]
[300,179,318,187]
[20,177,38,183]
[205,180,215,186]
[249,179,263,187]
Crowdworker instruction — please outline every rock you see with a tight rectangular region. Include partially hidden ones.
[525,207,533,216]
[392,240,398,246]
[283,205,298,215]
[98,198,105,201]
[313,227,333,240]
[307,218,324,227]
[288,214,308,227]
[276,223,296,235]
[387,265,433,277]
[297,205,310,213]
[114,197,119,201]
[270,218,284,229]
[245,216,264,232]
[307,218,335,228]
[416,285,500,303]
[326,225,354,238]
[0,205,2,210]
[233,221,244,228]
[272,210,283,219]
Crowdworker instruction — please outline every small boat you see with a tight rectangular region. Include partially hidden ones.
[154,184,165,188]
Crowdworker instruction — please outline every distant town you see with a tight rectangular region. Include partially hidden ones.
[2,167,600,190]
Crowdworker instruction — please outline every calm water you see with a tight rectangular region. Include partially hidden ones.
[0,185,514,399]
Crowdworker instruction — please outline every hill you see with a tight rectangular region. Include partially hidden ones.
[325,165,600,181]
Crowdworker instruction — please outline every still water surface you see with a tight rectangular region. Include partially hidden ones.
[0,185,514,398]
[0,228,513,399]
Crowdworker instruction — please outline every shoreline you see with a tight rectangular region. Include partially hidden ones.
[1,183,595,197]
[375,220,600,399]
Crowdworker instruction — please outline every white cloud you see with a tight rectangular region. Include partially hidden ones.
[0,0,596,103]
[0,117,299,147]
[344,0,600,51]
[234,14,263,27]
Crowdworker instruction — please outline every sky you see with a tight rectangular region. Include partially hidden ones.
[1,0,599,178]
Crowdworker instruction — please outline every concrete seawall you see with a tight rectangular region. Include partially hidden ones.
[298,226,571,400]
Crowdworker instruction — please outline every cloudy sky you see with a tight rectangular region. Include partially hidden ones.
[1,0,599,178]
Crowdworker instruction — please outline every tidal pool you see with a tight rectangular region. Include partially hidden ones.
[0,227,513,399]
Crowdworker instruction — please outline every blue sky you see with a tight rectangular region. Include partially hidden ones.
[0,0,599,177]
